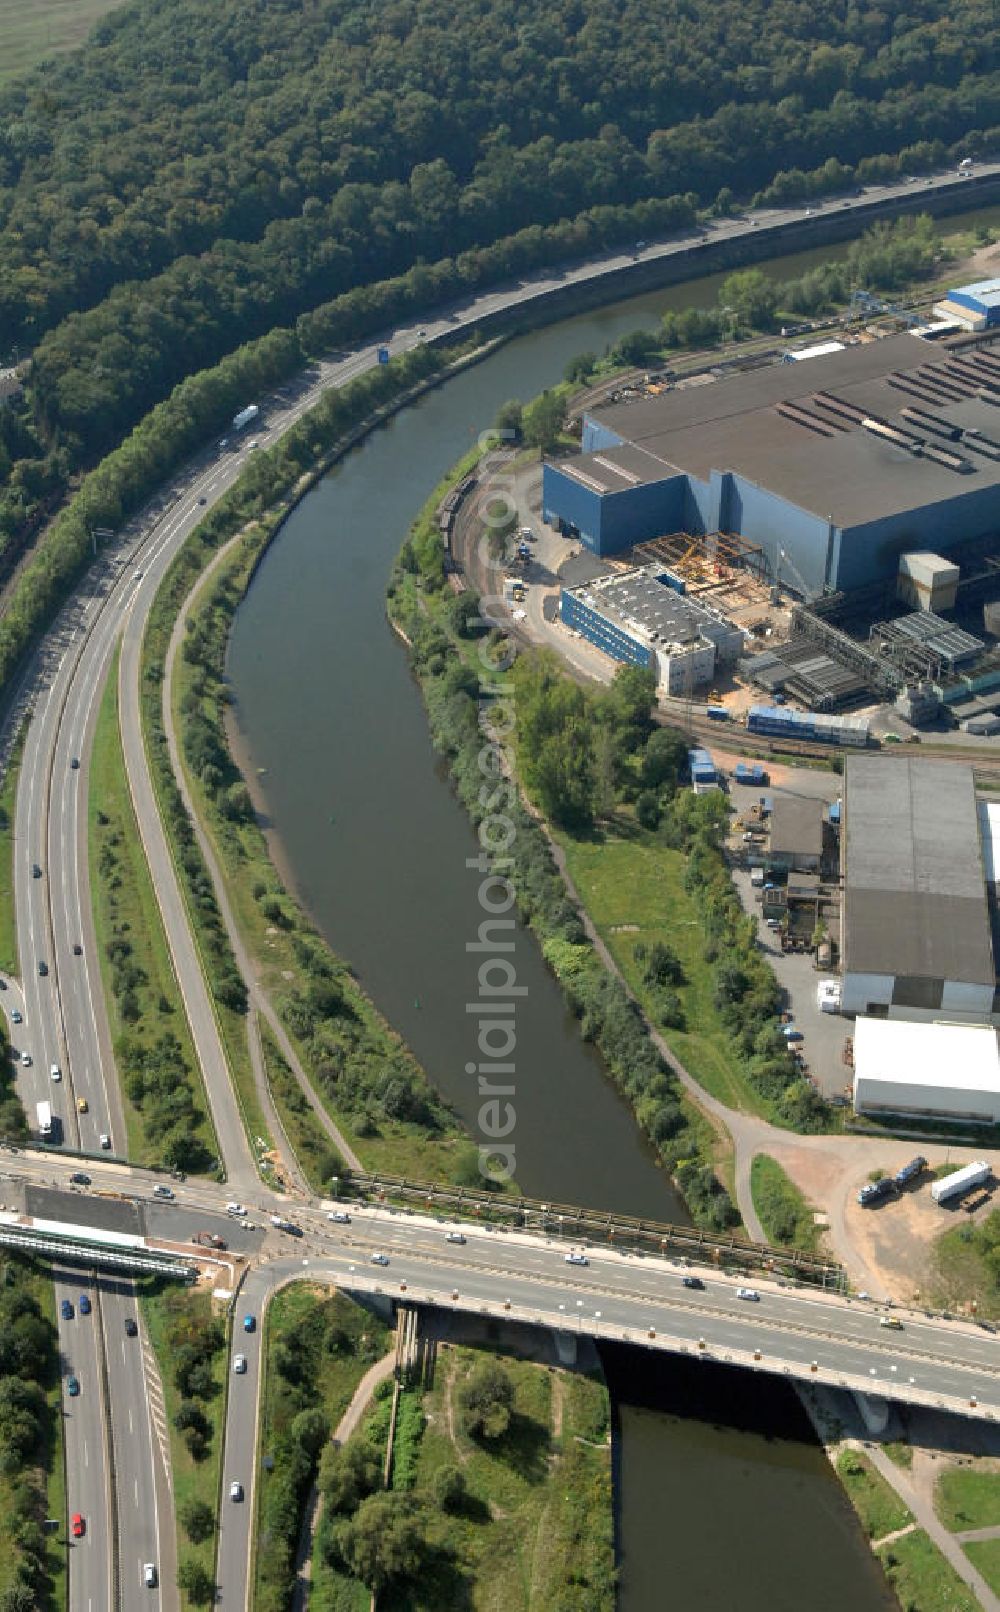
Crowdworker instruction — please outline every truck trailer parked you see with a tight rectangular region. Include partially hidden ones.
[931,1160,991,1205]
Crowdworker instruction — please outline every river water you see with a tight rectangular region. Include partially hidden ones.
[227,232,922,1609]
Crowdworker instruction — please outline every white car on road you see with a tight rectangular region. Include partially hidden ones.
[370,1252,390,1266]
[736,1287,760,1302]
[565,1252,589,1267]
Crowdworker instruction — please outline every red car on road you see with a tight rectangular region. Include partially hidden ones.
[72,1514,85,1539]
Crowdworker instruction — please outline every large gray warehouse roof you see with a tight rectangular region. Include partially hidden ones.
[587,332,1000,528]
[844,757,995,986]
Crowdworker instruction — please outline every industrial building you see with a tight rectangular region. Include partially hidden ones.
[560,565,744,693]
[841,757,997,1023]
[766,795,825,873]
[934,278,1000,332]
[852,1017,1000,1124]
[543,331,1000,595]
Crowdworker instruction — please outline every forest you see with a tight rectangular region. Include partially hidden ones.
[2,0,999,437]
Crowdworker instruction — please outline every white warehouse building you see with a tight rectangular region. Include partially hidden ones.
[841,757,997,1023]
[853,1017,1000,1124]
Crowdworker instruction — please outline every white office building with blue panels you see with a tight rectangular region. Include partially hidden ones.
[561,566,743,694]
[543,332,1000,596]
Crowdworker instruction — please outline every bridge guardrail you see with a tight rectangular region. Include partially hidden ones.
[331,1169,847,1290]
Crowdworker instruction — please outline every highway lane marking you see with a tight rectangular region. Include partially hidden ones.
[315,1243,1000,1379]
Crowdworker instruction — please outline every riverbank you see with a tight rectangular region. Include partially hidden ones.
[140,341,516,1191]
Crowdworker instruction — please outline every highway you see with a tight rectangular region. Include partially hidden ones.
[3,159,1000,1608]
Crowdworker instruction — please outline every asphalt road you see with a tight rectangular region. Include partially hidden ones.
[4,158,1000,1609]
[54,1266,114,1612]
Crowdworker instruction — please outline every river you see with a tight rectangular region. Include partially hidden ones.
[227,232,920,1609]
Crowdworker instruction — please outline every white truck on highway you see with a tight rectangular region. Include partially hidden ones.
[232,404,260,433]
[36,1100,53,1140]
[931,1160,990,1205]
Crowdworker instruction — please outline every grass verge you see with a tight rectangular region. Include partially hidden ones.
[934,1465,1000,1532]
[88,648,218,1171]
[750,1154,822,1252]
[931,1217,1000,1321]
[835,1448,913,1540]
[255,1284,392,1612]
[559,830,774,1119]
[877,1528,980,1612]
[0,718,26,976]
[257,1021,341,1193]
[141,1282,227,1609]
[882,1439,914,1470]
[965,1537,1000,1597]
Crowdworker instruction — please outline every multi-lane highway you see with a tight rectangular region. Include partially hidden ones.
[4,160,1000,1608]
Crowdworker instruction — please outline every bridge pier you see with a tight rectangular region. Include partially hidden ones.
[551,1329,578,1368]
[853,1392,891,1437]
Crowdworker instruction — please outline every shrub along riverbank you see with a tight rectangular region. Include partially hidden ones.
[388,516,738,1228]
[140,343,489,1187]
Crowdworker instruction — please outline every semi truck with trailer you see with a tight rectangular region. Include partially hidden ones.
[931,1160,991,1205]
[232,404,260,433]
